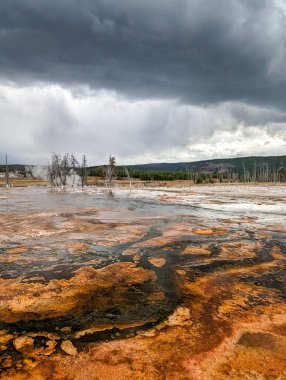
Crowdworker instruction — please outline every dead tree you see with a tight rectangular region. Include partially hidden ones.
[47,152,88,188]
[80,155,87,187]
[124,167,132,188]
[60,153,70,187]
[5,154,10,187]
[105,156,116,187]
[47,153,62,186]
[70,154,80,187]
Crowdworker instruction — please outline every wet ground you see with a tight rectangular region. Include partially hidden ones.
[0,185,286,379]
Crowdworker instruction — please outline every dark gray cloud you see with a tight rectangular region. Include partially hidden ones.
[1,0,286,108]
[0,1,286,164]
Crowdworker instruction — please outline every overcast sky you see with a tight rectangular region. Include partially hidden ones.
[0,0,286,165]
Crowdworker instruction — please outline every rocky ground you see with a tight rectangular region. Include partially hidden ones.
[0,185,285,379]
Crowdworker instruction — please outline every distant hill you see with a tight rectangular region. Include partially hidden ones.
[87,155,286,182]
[2,155,286,173]
[125,155,286,174]
[2,156,286,182]
[0,164,26,172]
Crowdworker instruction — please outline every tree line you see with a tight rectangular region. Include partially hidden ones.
[88,163,286,183]
[2,154,286,184]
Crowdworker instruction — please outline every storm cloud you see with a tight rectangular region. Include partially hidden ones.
[0,0,286,164]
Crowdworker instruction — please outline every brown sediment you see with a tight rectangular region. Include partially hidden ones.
[134,222,227,248]
[260,224,286,233]
[122,248,140,256]
[74,320,158,339]
[146,291,165,302]
[60,340,77,356]
[161,222,200,237]
[0,333,13,346]
[7,239,286,379]
[0,263,157,323]
[148,258,166,267]
[162,223,227,238]
[192,228,226,236]
[0,211,149,247]
[182,244,211,255]
[21,307,286,380]
[134,236,176,247]
[1,186,286,379]
[64,242,90,254]
[216,241,258,259]
[6,248,28,254]
[271,246,284,260]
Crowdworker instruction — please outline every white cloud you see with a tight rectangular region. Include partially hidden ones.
[187,126,286,161]
[0,83,285,165]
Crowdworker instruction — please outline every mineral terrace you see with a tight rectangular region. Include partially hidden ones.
[0,185,286,379]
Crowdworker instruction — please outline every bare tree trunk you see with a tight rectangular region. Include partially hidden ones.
[105,156,116,187]
[80,155,87,187]
[5,154,10,187]
[124,167,132,188]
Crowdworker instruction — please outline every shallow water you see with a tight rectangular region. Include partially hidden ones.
[0,185,286,378]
